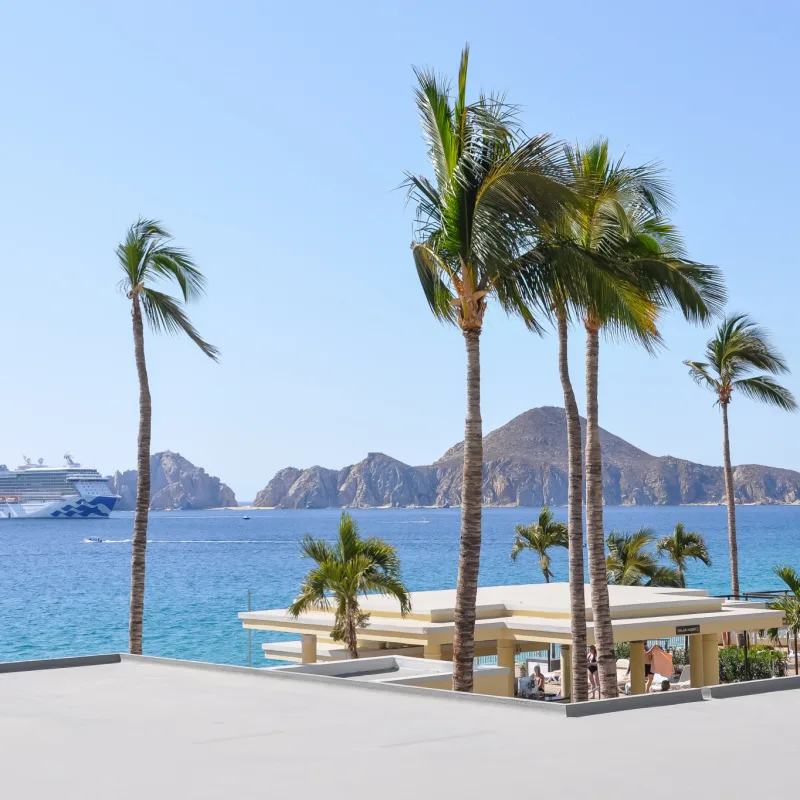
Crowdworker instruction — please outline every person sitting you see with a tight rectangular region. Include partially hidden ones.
[660,679,671,692]
[531,665,546,697]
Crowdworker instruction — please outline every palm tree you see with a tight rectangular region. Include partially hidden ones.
[118,218,218,654]
[655,523,711,587]
[562,140,726,698]
[767,565,800,676]
[685,314,797,597]
[606,528,681,587]
[288,512,411,658]
[404,46,571,691]
[510,506,569,582]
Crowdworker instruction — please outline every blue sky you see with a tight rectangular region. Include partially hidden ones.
[1,1,798,499]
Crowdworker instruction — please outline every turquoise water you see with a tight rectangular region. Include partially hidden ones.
[1,506,798,666]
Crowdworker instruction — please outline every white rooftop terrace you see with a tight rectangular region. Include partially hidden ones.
[3,655,800,799]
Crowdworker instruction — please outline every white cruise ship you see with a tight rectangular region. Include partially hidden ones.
[0,454,119,519]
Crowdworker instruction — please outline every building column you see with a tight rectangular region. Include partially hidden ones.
[689,633,705,688]
[702,633,719,687]
[560,645,572,699]
[301,634,317,664]
[423,642,442,661]
[629,641,646,695]
[496,640,516,698]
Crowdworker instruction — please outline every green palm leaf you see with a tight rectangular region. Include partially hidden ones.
[288,512,411,658]
[510,506,568,582]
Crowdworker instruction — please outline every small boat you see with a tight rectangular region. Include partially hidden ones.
[86,537,103,543]
[242,515,250,520]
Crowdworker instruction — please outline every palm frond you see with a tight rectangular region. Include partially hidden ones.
[140,288,219,360]
[774,565,800,596]
[732,376,798,411]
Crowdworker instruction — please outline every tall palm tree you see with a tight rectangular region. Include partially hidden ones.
[655,522,711,587]
[288,512,411,658]
[404,46,571,691]
[537,176,662,702]
[118,218,218,654]
[685,314,797,597]
[564,140,725,698]
[510,506,568,583]
[767,565,800,676]
[606,528,681,587]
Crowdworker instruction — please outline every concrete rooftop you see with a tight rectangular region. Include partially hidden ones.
[3,656,799,798]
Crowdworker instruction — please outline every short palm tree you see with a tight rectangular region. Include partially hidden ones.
[655,523,711,587]
[288,512,411,658]
[606,528,681,587]
[562,139,725,698]
[510,506,569,583]
[767,565,800,676]
[118,218,218,654]
[686,314,797,597]
[404,46,571,691]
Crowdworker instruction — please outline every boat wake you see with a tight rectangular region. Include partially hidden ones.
[83,538,293,545]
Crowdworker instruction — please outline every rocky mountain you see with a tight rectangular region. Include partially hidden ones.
[254,406,800,508]
[110,451,237,510]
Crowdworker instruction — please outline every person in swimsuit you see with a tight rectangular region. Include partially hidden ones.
[644,643,655,692]
[587,645,599,696]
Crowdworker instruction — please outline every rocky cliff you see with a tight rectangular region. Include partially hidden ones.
[254,407,800,508]
[110,451,237,510]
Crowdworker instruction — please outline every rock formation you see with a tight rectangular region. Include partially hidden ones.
[254,407,800,508]
[110,451,237,510]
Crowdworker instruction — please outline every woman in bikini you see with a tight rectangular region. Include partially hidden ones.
[587,645,599,696]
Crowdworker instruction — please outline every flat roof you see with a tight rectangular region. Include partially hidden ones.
[240,583,785,645]
[2,657,799,798]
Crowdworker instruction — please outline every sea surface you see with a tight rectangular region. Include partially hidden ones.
[1,506,799,666]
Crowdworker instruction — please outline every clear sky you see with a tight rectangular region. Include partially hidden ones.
[1,1,798,500]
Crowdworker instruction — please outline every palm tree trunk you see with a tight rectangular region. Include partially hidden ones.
[346,601,359,659]
[721,401,740,597]
[129,294,151,655]
[584,322,617,698]
[557,312,588,703]
[452,327,483,692]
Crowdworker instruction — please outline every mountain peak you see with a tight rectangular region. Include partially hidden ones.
[253,406,800,508]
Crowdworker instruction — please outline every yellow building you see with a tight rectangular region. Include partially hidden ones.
[239,583,785,698]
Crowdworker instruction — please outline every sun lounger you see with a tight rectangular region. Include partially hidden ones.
[673,664,691,689]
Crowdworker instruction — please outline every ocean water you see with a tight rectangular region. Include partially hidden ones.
[1,505,798,666]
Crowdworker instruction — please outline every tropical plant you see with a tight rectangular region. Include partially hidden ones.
[560,139,725,698]
[655,522,712,587]
[404,46,571,691]
[766,565,800,675]
[606,528,681,587]
[718,644,786,682]
[118,218,218,654]
[686,315,797,597]
[510,506,569,583]
[288,512,411,658]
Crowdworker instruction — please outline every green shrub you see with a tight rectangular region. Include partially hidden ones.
[613,642,630,660]
[718,645,786,682]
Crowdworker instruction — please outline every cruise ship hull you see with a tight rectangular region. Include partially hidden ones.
[2,495,119,519]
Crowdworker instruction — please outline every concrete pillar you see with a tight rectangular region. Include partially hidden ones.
[629,641,646,695]
[301,634,317,664]
[689,634,705,688]
[560,645,572,699]
[423,642,442,661]
[702,633,720,687]
[496,640,516,698]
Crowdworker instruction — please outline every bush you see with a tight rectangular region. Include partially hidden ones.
[613,642,630,660]
[718,645,786,682]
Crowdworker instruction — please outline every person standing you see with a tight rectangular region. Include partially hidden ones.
[587,645,599,697]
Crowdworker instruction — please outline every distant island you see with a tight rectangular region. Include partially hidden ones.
[254,406,800,509]
[110,451,236,510]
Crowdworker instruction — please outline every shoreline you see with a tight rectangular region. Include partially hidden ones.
[206,501,800,511]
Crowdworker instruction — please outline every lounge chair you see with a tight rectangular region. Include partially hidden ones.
[673,664,691,689]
